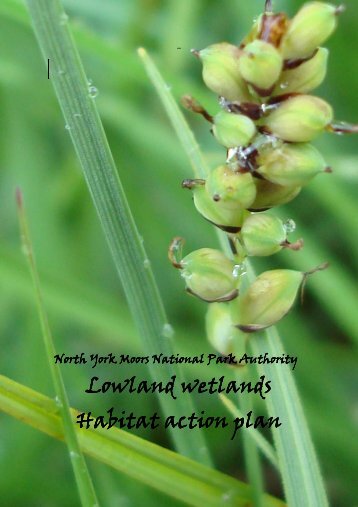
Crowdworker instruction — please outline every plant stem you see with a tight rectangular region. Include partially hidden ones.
[24,0,211,466]
[139,49,330,507]
[16,189,99,507]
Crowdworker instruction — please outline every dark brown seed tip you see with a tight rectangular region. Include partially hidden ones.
[191,48,200,58]
[181,95,195,109]
[305,262,330,278]
[182,178,205,189]
[187,287,239,303]
[324,166,333,173]
[168,237,185,269]
[265,0,273,13]
[281,238,304,251]
[236,323,266,333]
[335,5,346,16]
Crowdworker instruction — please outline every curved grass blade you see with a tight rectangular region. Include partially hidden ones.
[0,375,286,507]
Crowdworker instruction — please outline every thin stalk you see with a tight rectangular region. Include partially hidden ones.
[139,50,330,506]
[24,0,211,465]
[240,391,264,507]
[138,48,208,179]
[16,189,99,507]
[219,394,278,469]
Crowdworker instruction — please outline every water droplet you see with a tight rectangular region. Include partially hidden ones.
[164,83,172,91]
[54,396,63,408]
[219,96,230,111]
[221,490,236,505]
[162,323,174,339]
[73,113,81,119]
[280,81,289,90]
[232,264,246,278]
[88,85,98,98]
[70,451,79,459]
[57,69,66,76]
[143,258,151,269]
[284,219,296,234]
[65,123,71,131]
[59,13,68,26]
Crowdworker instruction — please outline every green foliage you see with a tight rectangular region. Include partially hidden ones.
[0,1,357,506]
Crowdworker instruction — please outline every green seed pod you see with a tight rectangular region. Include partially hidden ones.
[238,40,283,96]
[206,303,245,356]
[263,95,333,142]
[281,2,342,60]
[168,240,239,302]
[212,111,256,148]
[206,166,257,210]
[241,214,287,256]
[274,47,328,95]
[237,269,304,331]
[195,43,252,101]
[249,178,301,211]
[192,184,248,232]
[256,143,327,186]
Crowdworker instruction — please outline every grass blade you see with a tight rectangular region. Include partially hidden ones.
[219,394,279,470]
[24,0,211,465]
[140,50,330,506]
[138,47,209,179]
[0,375,286,507]
[16,189,99,507]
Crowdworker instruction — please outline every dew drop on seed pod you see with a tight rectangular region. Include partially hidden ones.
[284,218,296,233]
[219,96,230,110]
[57,69,65,76]
[280,82,289,90]
[88,85,98,98]
[232,264,246,278]
[143,258,151,269]
[65,123,71,131]
[73,113,81,119]
[69,451,79,459]
[162,323,174,339]
[261,102,279,114]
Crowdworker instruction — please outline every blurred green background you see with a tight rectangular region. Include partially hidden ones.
[0,0,357,505]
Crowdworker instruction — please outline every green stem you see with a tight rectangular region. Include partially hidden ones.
[138,49,330,507]
[219,394,278,469]
[24,0,211,466]
[16,189,99,507]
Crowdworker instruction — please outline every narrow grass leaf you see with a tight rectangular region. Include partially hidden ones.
[24,0,211,465]
[138,48,208,179]
[16,189,99,507]
[219,394,279,470]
